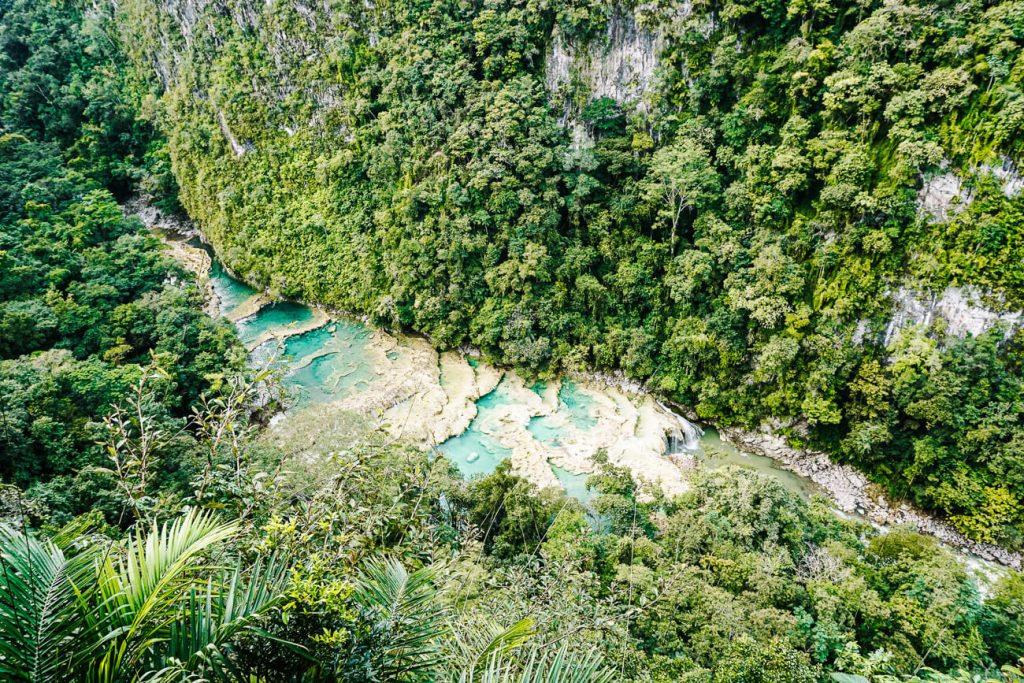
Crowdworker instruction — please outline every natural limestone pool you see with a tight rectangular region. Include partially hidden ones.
[203,253,820,502]
[437,381,517,479]
[138,200,1019,577]
[262,320,377,407]
[209,258,259,316]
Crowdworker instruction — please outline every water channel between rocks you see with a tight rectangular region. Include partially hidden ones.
[144,221,1017,574]
[116,190,1024,583]
[196,240,820,504]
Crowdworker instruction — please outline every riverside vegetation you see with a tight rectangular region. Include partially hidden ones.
[0,0,1023,682]
[113,0,1024,549]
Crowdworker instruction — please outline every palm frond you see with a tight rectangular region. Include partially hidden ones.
[48,515,99,551]
[85,510,239,682]
[1,512,291,683]
[148,557,291,682]
[354,556,445,679]
[0,524,100,683]
[468,644,614,683]
[121,510,237,617]
[449,617,536,678]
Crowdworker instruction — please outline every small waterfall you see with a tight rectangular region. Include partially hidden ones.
[660,402,703,453]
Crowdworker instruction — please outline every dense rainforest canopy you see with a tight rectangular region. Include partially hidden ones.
[110,0,1024,547]
[1,0,1023,681]
[0,0,246,521]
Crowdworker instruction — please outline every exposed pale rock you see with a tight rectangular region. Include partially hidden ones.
[718,425,1022,569]
[471,362,503,398]
[436,351,482,438]
[917,168,970,224]
[337,333,474,445]
[917,156,1023,222]
[125,197,218,317]
[606,397,691,498]
[851,319,872,346]
[217,108,251,157]
[242,308,329,351]
[883,286,1021,346]
[461,374,561,491]
[227,293,273,324]
[545,7,673,120]
[270,326,697,497]
[982,156,1023,198]
[125,195,197,237]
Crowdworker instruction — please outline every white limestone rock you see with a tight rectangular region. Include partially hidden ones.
[918,156,1023,223]
[883,286,1021,347]
[545,5,689,121]
[917,166,971,224]
[983,156,1024,198]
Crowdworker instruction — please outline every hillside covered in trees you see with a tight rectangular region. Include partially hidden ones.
[1,0,1024,681]
[111,0,1024,547]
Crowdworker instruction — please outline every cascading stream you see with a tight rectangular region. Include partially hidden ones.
[203,252,821,504]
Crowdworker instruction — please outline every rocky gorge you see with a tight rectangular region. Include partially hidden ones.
[132,198,1023,572]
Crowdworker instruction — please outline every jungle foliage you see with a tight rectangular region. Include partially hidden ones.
[1,1,1023,681]
[114,0,1024,545]
[0,0,246,521]
[5,384,1024,681]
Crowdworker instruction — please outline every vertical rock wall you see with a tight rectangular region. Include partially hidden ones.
[544,8,668,119]
[917,156,1023,223]
[884,286,1022,347]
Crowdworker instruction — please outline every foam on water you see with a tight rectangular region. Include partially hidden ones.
[666,408,702,452]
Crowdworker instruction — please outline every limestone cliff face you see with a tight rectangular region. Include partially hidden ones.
[143,0,255,87]
[884,286,1022,346]
[120,0,694,257]
[135,0,682,147]
[917,156,1023,224]
[917,166,971,225]
[127,0,360,148]
[899,158,1024,344]
[542,3,696,147]
[544,8,668,119]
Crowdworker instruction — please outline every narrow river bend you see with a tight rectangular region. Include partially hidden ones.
[197,239,820,504]
[141,204,1017,572]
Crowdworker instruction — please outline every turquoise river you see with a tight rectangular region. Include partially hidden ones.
[200,243,819,504]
